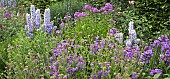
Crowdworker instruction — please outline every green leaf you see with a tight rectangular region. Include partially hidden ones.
[153,73,161,79]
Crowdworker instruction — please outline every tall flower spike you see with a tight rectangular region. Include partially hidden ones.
[30,5,36,24]
[26,13,33,32]
[44,8,51,25]
[128,21,134,33]
[129,30,136,41]
[35,9,41,29]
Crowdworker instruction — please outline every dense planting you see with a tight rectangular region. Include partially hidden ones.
[0,1,170,79]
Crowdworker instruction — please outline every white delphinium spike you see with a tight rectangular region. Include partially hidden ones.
[128,21,134,33]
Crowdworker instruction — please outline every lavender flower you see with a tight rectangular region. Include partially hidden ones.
[44,8,51,25]
[35,9,41,29]
[26,13,33,32]
[90,8,100,13]
[105,3,113,10]
[125,39,132,47]
[64,15,71,20]
[150,69,162,76]
[60,22,66,27]
[30,5,36,24]
[83,4,91,10]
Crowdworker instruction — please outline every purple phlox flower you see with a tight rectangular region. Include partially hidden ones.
[161,42,170,52]
[124,48,135,59]
[110,19,115,23]
[150,69,162,76]
[67,68,72,74]
[140,46,154,64]
[102,10,108,15]
[74,12,80,19]
[72,67,78,72]
[109,28,117,36]
[158,35,169,42]
[130,73,138,79]
[4,13,11,18]
[104,71,108,77]
[50,72,53,76]
[59,22,67,27]
[55,29,62,34]
[90,7,100,13]
[98,70,103,79]
[165,50,170,58]
[83,4,91,10]
[100,6,106,11]
[104,3,113,10]
[64,14,71,20]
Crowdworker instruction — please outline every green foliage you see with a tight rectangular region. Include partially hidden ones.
[49,0,85,25]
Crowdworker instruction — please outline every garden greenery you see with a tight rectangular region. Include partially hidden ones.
[0,1,170,79]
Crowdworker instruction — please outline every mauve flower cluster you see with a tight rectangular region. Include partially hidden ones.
[83,3,114,14]
[150,69,162,76]
[90,62,111,79]
[74,12,86,19]
[151,35,170,65]
[100,3,114,13]
[140,35,170,65]
[108,28,117,36]
[49,40,86,78]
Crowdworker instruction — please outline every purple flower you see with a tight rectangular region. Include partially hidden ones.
[83,4,91,10]
[4,13,11,18]
[98,70,103,79]
[105,3,113,10]
[110,20,115,23]
[60,22,66,27]
[150,69,162,76]
[130,73,138,79]
[50,72,53,76]
[26,32,33,38]
[102,10,108,15]
[100,7,106,11]
[72,67,78,72]
[90,8,100,13]
[55,30,62,34]
[64,15,71,20]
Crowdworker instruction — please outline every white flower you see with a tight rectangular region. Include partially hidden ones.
[115,33,123,43]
